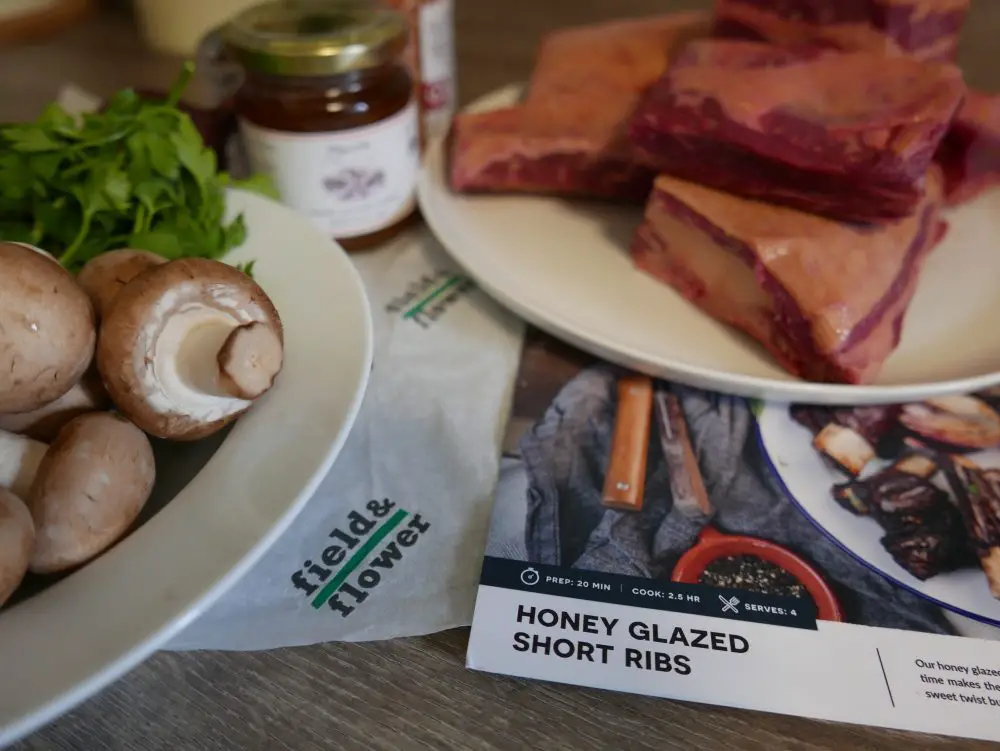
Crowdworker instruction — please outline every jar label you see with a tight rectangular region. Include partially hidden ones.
[238,102,420,240]
[419,0,456,135]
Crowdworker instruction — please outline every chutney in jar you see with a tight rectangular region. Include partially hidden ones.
[223,0,420,251]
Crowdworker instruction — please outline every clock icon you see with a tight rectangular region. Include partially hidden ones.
[520,567,540,586]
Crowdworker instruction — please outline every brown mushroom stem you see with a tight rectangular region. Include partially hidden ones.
[217,322,285,400]
[0,430,48,500]
[173,321,281,400]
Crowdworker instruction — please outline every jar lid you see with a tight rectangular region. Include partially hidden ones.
[222,0,409,77]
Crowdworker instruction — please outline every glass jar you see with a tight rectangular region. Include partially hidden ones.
[221,0,420,251]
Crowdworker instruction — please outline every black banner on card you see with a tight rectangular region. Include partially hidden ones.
[478,556,819,631]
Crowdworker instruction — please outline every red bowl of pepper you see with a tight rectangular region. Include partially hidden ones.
[671,526,844,622]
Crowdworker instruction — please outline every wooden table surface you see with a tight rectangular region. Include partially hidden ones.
[4,1,1000,749]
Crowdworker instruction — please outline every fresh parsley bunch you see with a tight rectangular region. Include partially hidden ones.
[0,63,273,273]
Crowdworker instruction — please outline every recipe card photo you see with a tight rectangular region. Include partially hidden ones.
[468,328,1000,743]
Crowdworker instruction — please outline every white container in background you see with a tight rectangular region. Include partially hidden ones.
[384,0,457,142]
[132,0,262,57]
[417,0,457,139]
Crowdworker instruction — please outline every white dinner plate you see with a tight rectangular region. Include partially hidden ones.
[757,404,1000,627]
[418,84,1000,406]
[0,190,374,745]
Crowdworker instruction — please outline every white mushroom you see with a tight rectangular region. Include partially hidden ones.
[97,258,284,441]
[0,488,34,607]
[0,430,47,500]
[0,413,155,574]
[76,248,167,321]
[0,241,97,414]
[0,368,110,442]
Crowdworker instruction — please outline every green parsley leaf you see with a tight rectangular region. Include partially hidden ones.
[235,260,256,278]
[2,128,62,153]
[227,172,281,201]
[0,61,258,273]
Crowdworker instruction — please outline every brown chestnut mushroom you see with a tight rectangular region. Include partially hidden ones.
[0,242,96,414]
[97,258,284,441]
[0,414,155,574]
[76,248,167,321]
[0,488,34,607]
[0,369,110,442]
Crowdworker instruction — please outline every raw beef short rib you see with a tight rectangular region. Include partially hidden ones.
[628,40,965,222]
[936,90,1000,206]
[521,14,705,104]
[630,171,945,385]
[448,13,708,200]
[712,0,969,62]
[448,105,656,201]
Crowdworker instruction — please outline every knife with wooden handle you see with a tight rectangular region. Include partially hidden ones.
[602,374,654,512]
[654,388,714,518]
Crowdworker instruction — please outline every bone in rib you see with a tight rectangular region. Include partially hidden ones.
[833,452,974,580]
[790,404,904,464]
[944,458,1000,598]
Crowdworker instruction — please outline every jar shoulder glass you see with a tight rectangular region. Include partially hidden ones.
[234,64,414,133]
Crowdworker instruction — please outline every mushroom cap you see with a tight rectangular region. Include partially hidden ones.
[27,412,155,575]
[0,242,97,414]
[0,488,34,607]
[97,258,284,441]
[0,367,110,442]
[76,248,167,321]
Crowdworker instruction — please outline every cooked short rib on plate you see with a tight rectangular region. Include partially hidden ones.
[833,455,975,581]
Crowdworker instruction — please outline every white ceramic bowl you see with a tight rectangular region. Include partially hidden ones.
[0,190,374,745]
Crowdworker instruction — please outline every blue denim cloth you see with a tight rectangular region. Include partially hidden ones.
[519,366,955,635]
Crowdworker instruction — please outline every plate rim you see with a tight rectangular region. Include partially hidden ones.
[418,83,1000,406]
[755,403,1000,629]
[0,188,375,746]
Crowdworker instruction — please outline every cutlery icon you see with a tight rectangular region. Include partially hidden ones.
[719,594,741,614]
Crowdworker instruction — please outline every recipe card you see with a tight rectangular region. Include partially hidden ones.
[468,328,1000,744]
